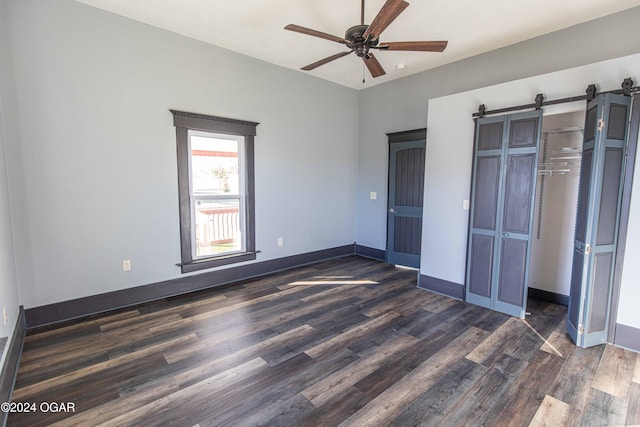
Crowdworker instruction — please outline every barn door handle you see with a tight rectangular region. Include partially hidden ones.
[389,208,398,214]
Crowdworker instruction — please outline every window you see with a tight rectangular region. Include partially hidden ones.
[171,110,258,273]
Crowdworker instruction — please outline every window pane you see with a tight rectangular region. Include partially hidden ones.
[190,135,239,195]
[194,199,242,257]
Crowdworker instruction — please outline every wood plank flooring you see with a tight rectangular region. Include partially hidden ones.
[8,256,640,426]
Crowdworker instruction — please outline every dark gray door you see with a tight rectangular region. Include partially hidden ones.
[466,110,542,318]
[386,130,426,268]
[567,93,631,348]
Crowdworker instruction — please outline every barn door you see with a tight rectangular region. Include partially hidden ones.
[567,93,631,348]
[466,110,542,318]
[386,129,426,268]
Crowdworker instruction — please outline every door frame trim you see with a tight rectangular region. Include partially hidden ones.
[386,128,427,143]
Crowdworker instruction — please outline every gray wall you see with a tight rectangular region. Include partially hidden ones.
[4,0,359,308]
[355,7,640,251]
[0,0,22,362]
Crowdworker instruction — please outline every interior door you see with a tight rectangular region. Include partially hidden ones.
[386,130,426,268]
[466,110,542,318]
[567,93,631,348]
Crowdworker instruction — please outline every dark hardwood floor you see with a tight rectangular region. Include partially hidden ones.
[8,256,640,426]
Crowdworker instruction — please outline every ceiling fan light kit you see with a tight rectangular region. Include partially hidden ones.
[284,0,448,79]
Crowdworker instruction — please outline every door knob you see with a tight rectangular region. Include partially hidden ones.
[389,208,398,214]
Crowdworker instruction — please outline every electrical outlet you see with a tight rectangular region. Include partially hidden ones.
[370,192,377,200]
[277,237,284,247]
[123,259,132,271]
[3,306,7,326]
[463,200,470,210]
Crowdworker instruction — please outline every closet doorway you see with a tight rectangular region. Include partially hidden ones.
[465,108,586,319]
[528,110,585,306]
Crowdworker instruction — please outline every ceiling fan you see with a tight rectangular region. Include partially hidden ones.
[284,0,448,79]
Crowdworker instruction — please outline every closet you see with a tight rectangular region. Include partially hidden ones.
[465,89,636,348]
[465,109,590,318]
[528,111,585,301]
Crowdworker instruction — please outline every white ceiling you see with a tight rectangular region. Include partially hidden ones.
[75,0,640,90]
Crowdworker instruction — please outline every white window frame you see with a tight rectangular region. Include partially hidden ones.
[188,130,246,259]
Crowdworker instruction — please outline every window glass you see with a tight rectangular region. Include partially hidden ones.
[194,199,241,256]
[189,131,244,258]
[190,135,240,195]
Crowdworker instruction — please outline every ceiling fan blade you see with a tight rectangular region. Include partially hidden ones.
[378,41,448,52]
[362,0,409,41]
[363,52,386,78]
[301,51,352,71]
[284,24,348,45]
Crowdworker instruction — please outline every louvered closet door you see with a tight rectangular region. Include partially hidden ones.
[466,110,542,318]
[567,93,630,348]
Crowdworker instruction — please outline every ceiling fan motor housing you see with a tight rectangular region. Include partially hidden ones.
[345,24,378,57]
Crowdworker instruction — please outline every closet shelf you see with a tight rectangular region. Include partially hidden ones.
[552,147,582,154]
[538,169,570,176]
[543,126,584,135]
[550,155,582,160]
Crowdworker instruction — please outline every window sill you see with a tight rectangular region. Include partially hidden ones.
[178,251,258,273]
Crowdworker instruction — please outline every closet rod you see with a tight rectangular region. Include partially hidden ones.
[543,126,584,135]
[473,78,638,118]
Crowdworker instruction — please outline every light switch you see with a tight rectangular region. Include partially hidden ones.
[370,192,377,200]
[463,200,470,210]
